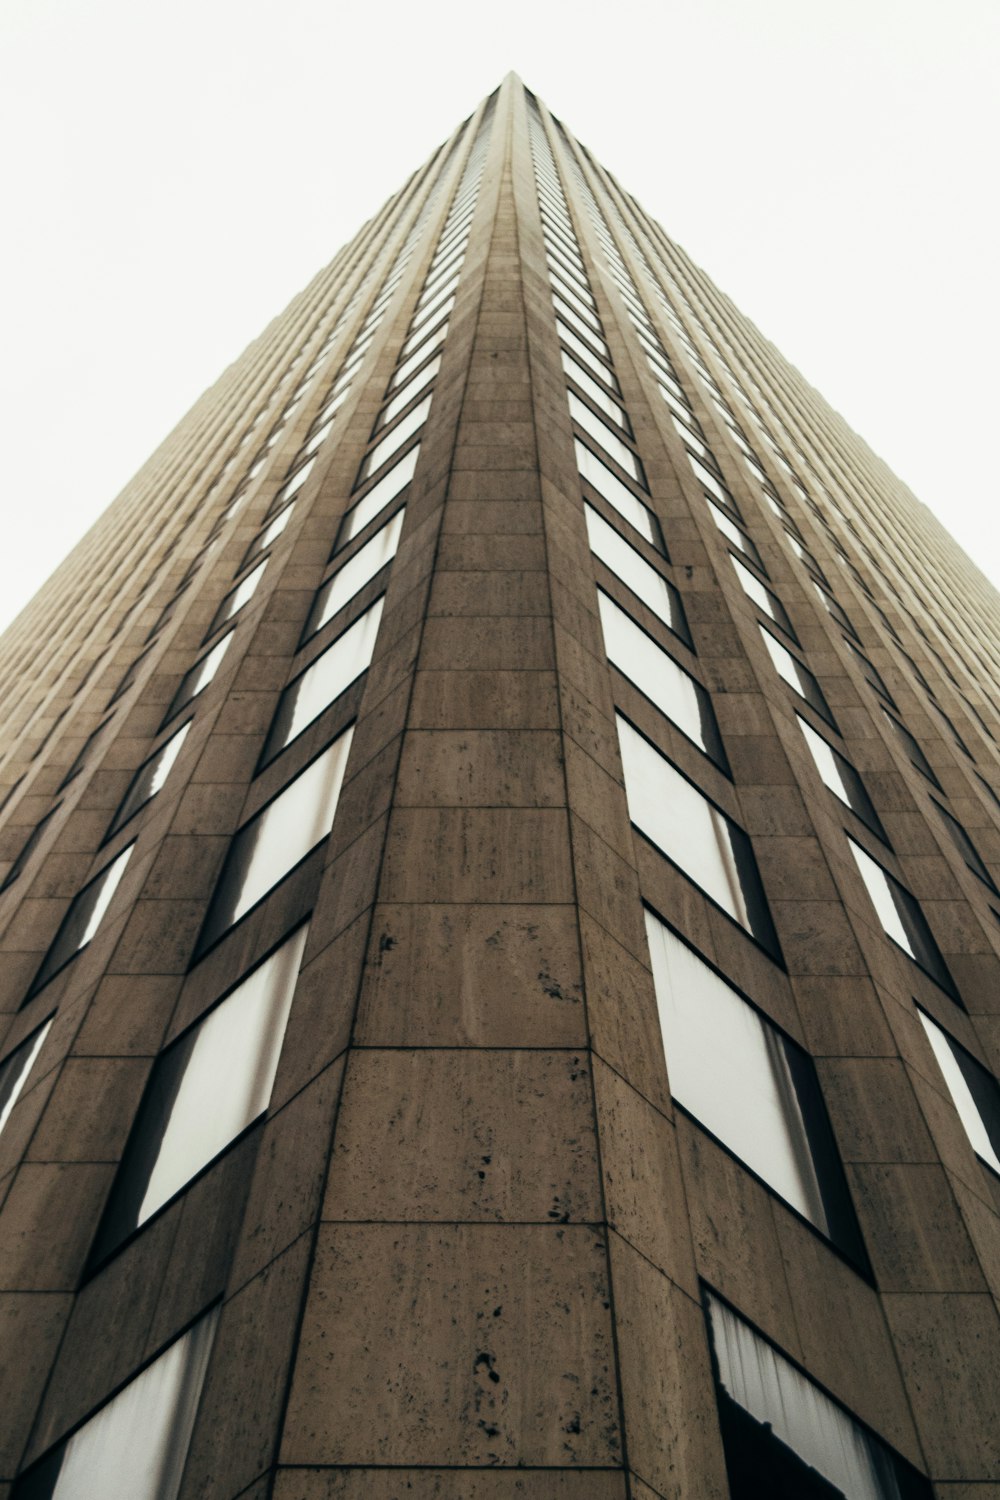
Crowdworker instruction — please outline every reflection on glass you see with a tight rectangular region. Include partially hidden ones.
[731,555,796,639]
[584,505,685,639]
[379,355,441,429]
[616,715,778,956]
[599,593,723,767]
[338,447,419,549]
[207,559,267,639]
[389,331,448,392]
[265,598,383,760]
[918,1009,1000,1174]
[797,716,885,838]
[552,292,606,352]
[687,454,733,510]
[108,723,192,836]
[399,303,453,360]
[29,846,133,996]
[197,727,354,952]
[576,441,657,547]
[17,1309,219,1500]
[0,1018,53,1137]
[561,353,624,427]
[646,913,863,1255]
[847,836,958,997]
[272,456,316,511]
[705,1294,928,1500]
[91,926,308,1260]
[308,511,404,640]
[568,396,641,484]
[359,395,431,482]
[759,625,833,723]
[163,631,233,724]
[247,502,294,561]
[557,321,618,388]
[708,501,764,572]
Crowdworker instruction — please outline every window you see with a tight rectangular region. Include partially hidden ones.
[90,926,308,1261]
[336,447,419,550]
[707,501,765,572]
[557,321,619,388]
[933,801,997,891]
[162,631,233,725]
[0,1017,54,1138]
[358,395,430,483]
[599,593,724,767]
[58,717,114,789]
[687,454,733,510]
[576,441,659,548]
[584,504,686,640]
[646,913,864,1257]
[759,625,834,724]
[917,1009,1000,1175]
[399,310,449,361]
[272,455,316,510]
[617,715,779,957]
[1,806,60,892]
[15,1308,219,1500]
[797,716,886,840]
[731,555,796,639]
[107,723,192,837]
[785,530,826,582]
[263,598,383,762]
[306,510,404,641]
[845,639,895,706]
[561,352,625,427]
[205,559,267,640]
[552,292,606,351]
[244,502,294,566]
[389,331,448,392]
[847,836,958,999]
[882,708,941,788]
[27,846,134,999]
[378,355,441,429]
[568,394,641,482]
[196,727,353,954]
[813,581,859,640]
[705,1293,931,1500]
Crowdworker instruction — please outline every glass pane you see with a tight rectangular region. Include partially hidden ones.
[338,447,419,548]
[166,631,233,720]
[378,355,440,429]
[552,293,607,353]
[389,330,448,392]
[646,913,857,1242]
[882,709,940,787]
[688,454,733,509]
[208,560,267,638]
[759,625,833,723]
[109,723,192,835]
[248,501,294,559]
[797,716,884,837]
[92,926,308,1255]
[359,395,431,482]
[584,505,685,638]
[31,845,133,993]
[599,593,723,766]
[264,598,384,759]
[198,727,354,950]
[934,802,996,889]
[18,1309,219,1500]
[576,441,657,547]
[272,456,316,510]
[617,716,777,955]
[557,321,619,390]
[731,555,795,637]
[568,394,641,482]
[918,1010,1000,1174]
[706,1295,922,1500]
[308,510,404,639]
[0,1018,53,1138]
[847,837,957,996]
[561,352,624,427]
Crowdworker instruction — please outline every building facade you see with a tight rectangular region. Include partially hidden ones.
[1,73,999,1498]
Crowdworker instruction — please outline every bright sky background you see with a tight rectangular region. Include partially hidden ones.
[1,0,998,638]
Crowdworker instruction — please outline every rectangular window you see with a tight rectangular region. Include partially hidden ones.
[705,1293,931,1500]
[410,275,460,336]
[846,638,895,705]
[584,504,686,640]
[552,293,607,354]
[358,394,431,482]
[556,323,618,392]
[647,913,864,1258]
[162,630,234,725]
[15,1308,219,1500]
[707,501,765,572]
[813,581,859,640]
[569,393,642,482]
[337,446,419,550]
[847,836,958,999]
[271,455,316,511]
[399,309,450,361]
[882,708,941,788]
[307,510,404,641]
[617,715,779,957]
[378,354,441,429]
[389,331,448,393]
[785,529,826,582]
[244,502,295,566]
[90,926,308,1262]
[196,727,354,954]
[263,598,383,762]
[561,352,626,427]
[107,723,192,837]
[576,441,659,548]
[0,1017,54,1138]
[599,593,724,768]
[759,624,834,724]
[933,801,997,891]
[730,555,796,639]
[205,558,267,640]
[311,383,352,432]
[687,453,733,511]
[918,1009,1000,1175]
[797,715,886,840]
[27,846,134,999]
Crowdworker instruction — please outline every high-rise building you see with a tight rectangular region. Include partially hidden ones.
[1,72,999,1499]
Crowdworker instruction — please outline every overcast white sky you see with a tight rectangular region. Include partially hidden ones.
[1,0,998,638]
